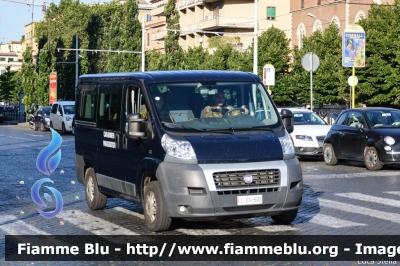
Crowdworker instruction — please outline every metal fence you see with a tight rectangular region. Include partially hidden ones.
[314,107,347,125]
[0,110,25,122]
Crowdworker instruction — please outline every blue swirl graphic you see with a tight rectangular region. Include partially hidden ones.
[36,128,62,175]
[31,178,63,219]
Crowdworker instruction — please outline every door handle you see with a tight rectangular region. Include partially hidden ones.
[115,133,119,149]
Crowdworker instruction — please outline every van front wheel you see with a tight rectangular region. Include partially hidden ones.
[271,209,298,224]
[144,181,171,232]
[85,168,107,210]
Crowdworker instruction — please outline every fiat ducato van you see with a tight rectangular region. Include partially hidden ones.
[74,70,303,232]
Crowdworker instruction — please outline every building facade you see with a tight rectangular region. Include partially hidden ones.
[0,41,23,75]
[290,0,393,48]
[146,0,291,52]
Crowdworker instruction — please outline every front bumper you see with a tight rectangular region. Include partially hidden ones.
[295,147,323,156]
[156,159,303,219]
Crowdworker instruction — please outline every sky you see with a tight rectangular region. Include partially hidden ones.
[0,0,107,44]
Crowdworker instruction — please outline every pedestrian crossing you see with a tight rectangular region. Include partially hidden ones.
[3,189,400,236]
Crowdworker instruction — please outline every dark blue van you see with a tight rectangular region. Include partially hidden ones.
[74,70,303,232]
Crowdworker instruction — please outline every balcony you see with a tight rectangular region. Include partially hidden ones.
[198,16,254,30]
[151,30,168,41]
[177,0,204,10]
[150,0,167,16]
[180,25,199,35]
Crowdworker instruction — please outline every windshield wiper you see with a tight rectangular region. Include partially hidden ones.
[247,126,274,132]
[161,122,204,131]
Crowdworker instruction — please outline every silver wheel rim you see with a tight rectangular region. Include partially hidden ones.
[366,150,377,167]
[146,191,157,223]
[87,176,95,202]
[325,147,332,162]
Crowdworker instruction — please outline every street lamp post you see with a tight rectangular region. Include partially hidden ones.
[307,13,331,24]
[253,0,258,75]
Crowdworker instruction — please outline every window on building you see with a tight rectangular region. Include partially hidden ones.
[147,33,150,46]
[8,58,14,62]
[317,0,321,4]
[146,14,152,21]
[0,58,5,61]
[1,70,5,75]
[301,0,304,8]
[267,7,276,20]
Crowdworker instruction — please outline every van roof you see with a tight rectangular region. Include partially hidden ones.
[79,70,260,83]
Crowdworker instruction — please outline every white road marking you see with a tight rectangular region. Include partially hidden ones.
[319,198,400,223]
[307,213,367,228]
[336,193,400,208]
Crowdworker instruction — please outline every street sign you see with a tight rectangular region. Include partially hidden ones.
[263,64,275,86]
[49,72,57,105]
[348,76,358,86]
[343,24,365,67]
[301,52,320,72]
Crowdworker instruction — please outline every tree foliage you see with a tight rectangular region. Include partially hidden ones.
[3,0,398,109]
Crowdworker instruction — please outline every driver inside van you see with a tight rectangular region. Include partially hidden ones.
[140,94,172,122]
[203,90,249,118]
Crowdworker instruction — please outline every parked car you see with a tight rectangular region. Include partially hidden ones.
[323,107,400,170]
[50,101,75,134]
[29,107,51,132]
[278,108,331,158]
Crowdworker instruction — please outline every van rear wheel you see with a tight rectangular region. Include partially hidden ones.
[84,168,107,210]
[271,209,298,224]
[144,181,171,232]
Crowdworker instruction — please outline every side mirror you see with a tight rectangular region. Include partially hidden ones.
[355,122,364,130]
[280,109,294,134]
[56,111,61,116]
[125,113,146,140]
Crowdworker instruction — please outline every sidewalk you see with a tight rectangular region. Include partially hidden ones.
[0,120,28,126]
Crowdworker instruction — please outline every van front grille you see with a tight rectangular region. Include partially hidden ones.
[217,187,280,196]
[213,169,280,188]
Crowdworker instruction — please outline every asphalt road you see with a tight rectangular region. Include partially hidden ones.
[1,124,400,265]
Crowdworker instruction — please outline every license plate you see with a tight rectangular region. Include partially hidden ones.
[237,195,263,206]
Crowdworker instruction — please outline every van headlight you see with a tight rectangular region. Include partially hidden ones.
[66,116,72,121]
[279,131,295,159]
[161,134,197,160]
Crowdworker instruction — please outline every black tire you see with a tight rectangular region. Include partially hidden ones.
[271,209,298,224]
[33,123,38,131]
[84,168,107,210]
[40,122,46,132]
[143,181,172,232]
[364,146,382,170]
[61,122,67,134]
[323,143,338,165]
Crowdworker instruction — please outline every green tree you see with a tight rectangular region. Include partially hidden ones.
[286,24,346,106]
[35,48,52,106]
[356,0,400,106]
[21,46,38,110]
[0,66,16,102]
[121,0,142,72]
[183,46,210,70]
[164,0,184,69]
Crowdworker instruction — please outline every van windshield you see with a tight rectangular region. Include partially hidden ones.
[149,81,280,131]
[63,105,75,115]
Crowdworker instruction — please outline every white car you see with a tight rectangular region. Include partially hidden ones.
[278,108,331,157]
[50,101,75,134]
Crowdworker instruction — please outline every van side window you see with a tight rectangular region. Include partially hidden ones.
[76,84,97,122]
[51,104,58,114]
[58,105,63,116]
[127,85,147,117]
[98,84,123,131]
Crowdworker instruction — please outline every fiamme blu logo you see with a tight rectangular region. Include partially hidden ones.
[31,128,63,218]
